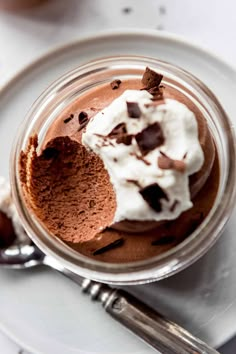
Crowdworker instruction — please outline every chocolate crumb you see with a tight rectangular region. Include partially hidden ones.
[152,235,175,246]
[142,67,163,89]
[63,114,74,124]
[78,111,88,125]
[170,200,179,212]
[183,152,188,159]
[113,158,118,162]
[135,123,165,155]
[93,238,124,255]
[139,183,168,212]
[126,102,142,118]
[111,79,122,90]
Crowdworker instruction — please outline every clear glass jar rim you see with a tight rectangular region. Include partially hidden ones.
[10,55,236,283]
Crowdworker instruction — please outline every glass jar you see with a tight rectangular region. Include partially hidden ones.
[10,56,236,284]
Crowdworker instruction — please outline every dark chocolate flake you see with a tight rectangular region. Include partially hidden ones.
[170,200,179,212]
[78,111,88,125]
[63,114,74,124]
[142,67,163,89]
[111,79,122,90]
[77,120,89,132]
[135,122,165,155]
[108,123,127,137]
[93,238,124,256]
[151,235,176,246]
[108,123,133,146]
[116,134,133,146]
[133,153,151,166]
[126,101,142,118]
[126,179,141,188]
[139,183,168,212]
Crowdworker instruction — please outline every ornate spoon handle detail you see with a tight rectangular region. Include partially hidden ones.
[82,278,219,354]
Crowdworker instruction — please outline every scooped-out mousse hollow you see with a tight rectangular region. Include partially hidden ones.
[19,67,219,263]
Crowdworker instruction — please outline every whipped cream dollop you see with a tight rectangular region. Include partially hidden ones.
[0,176,28,242]
[82,90,204,222]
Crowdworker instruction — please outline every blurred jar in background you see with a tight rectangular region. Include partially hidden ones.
[0,0,47,10]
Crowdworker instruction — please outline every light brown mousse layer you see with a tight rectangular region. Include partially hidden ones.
[20,79,219,262]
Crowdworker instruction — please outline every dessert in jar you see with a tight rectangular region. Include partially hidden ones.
[19,67,219,262]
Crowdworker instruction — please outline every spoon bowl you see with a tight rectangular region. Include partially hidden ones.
[0,243,45,268]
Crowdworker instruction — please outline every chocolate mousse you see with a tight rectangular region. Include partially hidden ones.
[19,68,219,262]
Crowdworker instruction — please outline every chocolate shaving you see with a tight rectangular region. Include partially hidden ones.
[173,160,186,173]
[126,102,142,118]
[111,79,122,90]
[108,123,133,146]
[158,154,186,173]
[93,238,124,255]
[78,111,88,125]
[170,200,179,212]
[135,123,165,155]
[108,123,127,136]
[142,67,163,89]
[77,120,89,132]
[139,183,168,212]
[116,135,133,145]
[151,235,176,246]
[63,114,74,124]
[134,153,151,166]
[126,179,141,188]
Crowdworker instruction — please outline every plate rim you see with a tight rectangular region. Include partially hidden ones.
[0,28,236,353]
[1,28,236,97]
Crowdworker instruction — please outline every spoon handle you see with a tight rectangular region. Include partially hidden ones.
[82,279,219,354]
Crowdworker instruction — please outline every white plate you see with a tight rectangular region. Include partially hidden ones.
[0,30,236,354]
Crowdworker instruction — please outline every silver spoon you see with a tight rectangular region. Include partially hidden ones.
[0,242,219,354]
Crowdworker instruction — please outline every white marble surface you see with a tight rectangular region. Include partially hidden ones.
[0,0,236,352]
